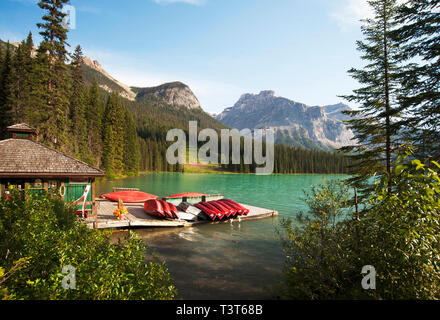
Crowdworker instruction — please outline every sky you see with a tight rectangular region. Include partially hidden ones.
[0,0,373,113]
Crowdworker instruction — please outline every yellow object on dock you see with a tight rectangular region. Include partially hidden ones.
[85,199,278,229]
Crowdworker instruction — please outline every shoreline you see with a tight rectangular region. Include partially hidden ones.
[97,171,350,182]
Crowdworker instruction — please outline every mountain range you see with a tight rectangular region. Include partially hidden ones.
[215,90,355,150]
[81,57,202,110]
[80,55,354,151]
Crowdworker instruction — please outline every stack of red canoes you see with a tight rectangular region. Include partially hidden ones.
[194,199,249,221]
[144,199,179,220]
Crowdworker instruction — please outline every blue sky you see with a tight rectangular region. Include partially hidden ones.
[0,0,373,113]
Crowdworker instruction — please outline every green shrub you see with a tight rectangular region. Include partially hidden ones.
[0,189,176,300]
[278,181,362,299]
[278,153,440,300]
[358,154,440,299]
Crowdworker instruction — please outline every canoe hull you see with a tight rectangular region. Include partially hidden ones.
[101,191,158,203]
[194,203,218,221]
[163,193,224,206]
[219,199,250,215]
[144,199,166,219]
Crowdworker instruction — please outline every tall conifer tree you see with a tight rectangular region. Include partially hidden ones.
[6,34,34,124]
[123,110,140,175]
[36,0,71,149]
[395,0,440,159]
[69,45,88,159]
[0,43,13,139]
[341,0,404,195]
[86,77,103,166]
[101,92,125,176]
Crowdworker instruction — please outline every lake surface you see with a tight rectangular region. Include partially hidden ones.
[98,173,347,300]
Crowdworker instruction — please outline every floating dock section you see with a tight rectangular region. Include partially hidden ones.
[85,199,278,229]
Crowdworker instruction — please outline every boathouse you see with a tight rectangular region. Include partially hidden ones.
[0,124,106,217]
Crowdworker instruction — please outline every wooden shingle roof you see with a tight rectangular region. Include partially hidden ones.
[0,138,105,177]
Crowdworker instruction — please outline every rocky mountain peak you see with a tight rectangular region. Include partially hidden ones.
[80,53,203,110]
[215,91,355,150]
[132,82,202,110]
[258,90,276,98]
[82,56,137,101]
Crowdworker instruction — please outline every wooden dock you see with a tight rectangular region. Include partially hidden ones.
[85,200,278,229]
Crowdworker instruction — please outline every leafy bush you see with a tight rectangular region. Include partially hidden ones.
[0,189,176,300]
[359,154,440,299]
[279,154,440,299]
[278,181,362,299]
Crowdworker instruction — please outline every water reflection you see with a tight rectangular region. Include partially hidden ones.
[112,218,284,300]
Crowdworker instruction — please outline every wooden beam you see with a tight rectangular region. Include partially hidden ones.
[92,179,97,229]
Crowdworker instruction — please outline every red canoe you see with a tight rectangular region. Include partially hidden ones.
[194,203,218,221]
[214,200,238,217]
[200,201,225,220]
[159,200,175,219]
[163,192,208,199]
[208,201,233,218]
[219,199,250,215]
[144,199,165,219]
[168,202,179,219]
[100,191,158,203]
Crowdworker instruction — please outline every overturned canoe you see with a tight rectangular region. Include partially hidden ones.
[208,200,235,218]
[144,199,166,219]
[164,192,208,199]
[219,199,250,215]
[168,202,179,219]
[100,191,158,203]
[163,192,224,205]
[194,203,218,221]
[159,200,177,219]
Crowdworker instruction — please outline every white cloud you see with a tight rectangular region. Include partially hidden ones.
[153,0,205,5]
[330,0,408,31]
[330,0,374,30]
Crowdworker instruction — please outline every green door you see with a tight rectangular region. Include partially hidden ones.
[64,182,92,213]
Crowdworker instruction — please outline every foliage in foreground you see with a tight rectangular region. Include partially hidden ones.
[0,190,176,300]
[279,154,440,299]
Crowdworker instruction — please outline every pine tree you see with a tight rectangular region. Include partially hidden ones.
[6,33,34,124]
[123,109,140,175]
[340,0,404,195]
[101,92,125,176]
[395,0,440,160]
[0,42,13,139]
[86,77,103,166]
[69,45,88,159]
[36,0,71,149]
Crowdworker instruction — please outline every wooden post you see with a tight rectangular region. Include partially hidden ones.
[1,182,5,196]
[92,179,97,229]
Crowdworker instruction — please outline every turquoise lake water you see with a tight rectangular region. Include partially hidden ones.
[97,173,347,299]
